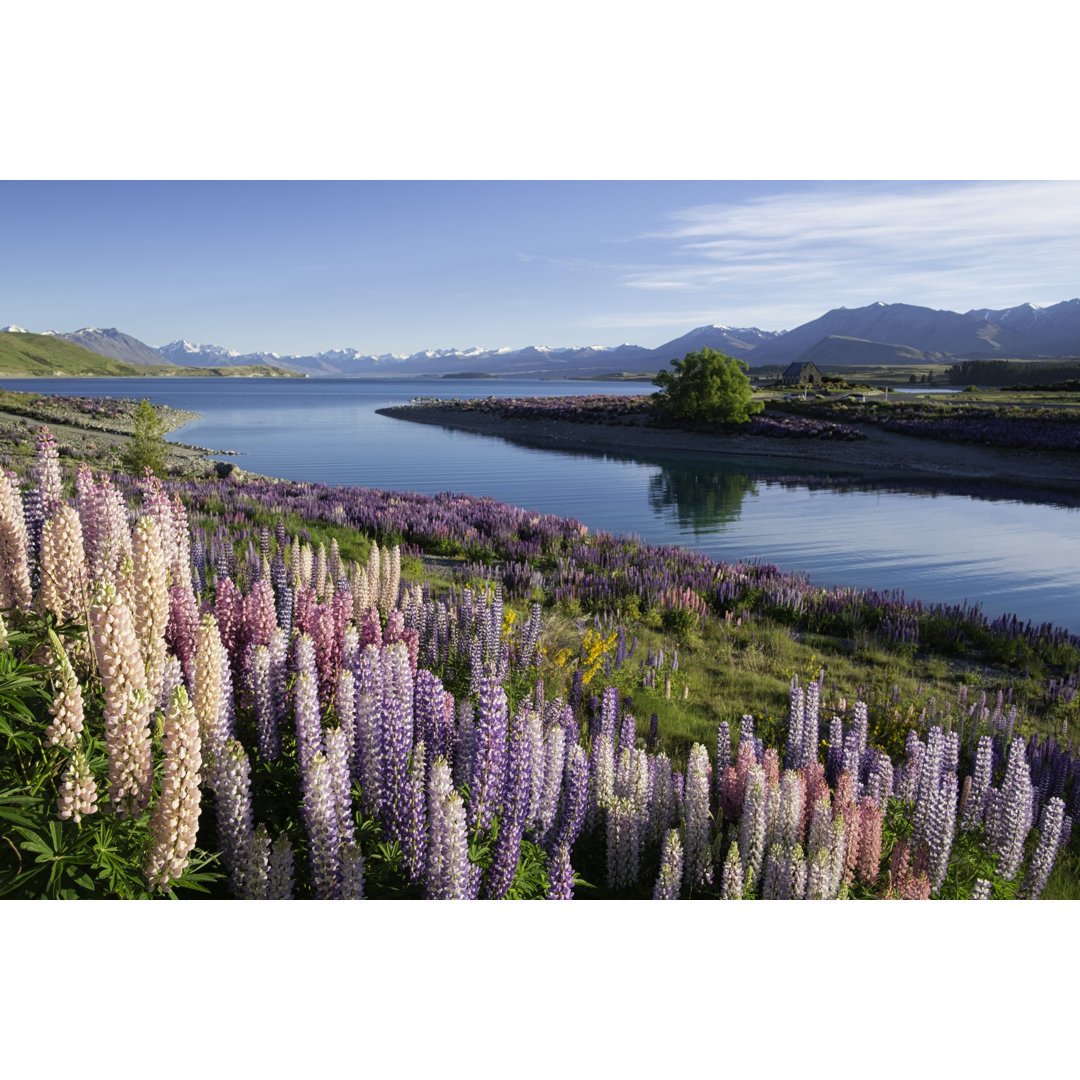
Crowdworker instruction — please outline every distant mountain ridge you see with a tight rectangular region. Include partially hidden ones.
[6,298,1079,377]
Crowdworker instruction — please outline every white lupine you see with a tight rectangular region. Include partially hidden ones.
[805,845,832,899]
[240,824,271,900]
[45,633,85,750]
[340,844,366,899]
[720,841,744,899]
[970,878,992,900]
[961,736,994,832]
[996,737,1036,880]
[776,770,805,848]
[145,686,203,890]
[653,828,684,900]
[325,726,355,849]
[192,614,232,786]
[534,723,566,843]
[57,748,98,824]
[740,764,768,894]
[266,834,295,899]
[606,795,639,891]
[927,770,959,894]
[648,754,676,847]
[682,743,713,889]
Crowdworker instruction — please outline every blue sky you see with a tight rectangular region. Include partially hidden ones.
[3,180,1079,357]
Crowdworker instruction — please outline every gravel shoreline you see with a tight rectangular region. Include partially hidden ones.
[378,403,1080,493]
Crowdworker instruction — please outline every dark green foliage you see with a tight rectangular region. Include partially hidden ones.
[652,348,763,425]
[121,399,168,477]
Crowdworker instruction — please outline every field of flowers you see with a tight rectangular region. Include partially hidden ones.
[2,424,1078,900]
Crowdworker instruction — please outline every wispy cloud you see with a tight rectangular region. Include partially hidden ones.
[606,181,1080,328]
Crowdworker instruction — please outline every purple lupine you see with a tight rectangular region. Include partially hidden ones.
[468,670,509,831]
[453,698,475,792]
[961,735,994,832]
[682,743,714,889]
[647,753,676,848]
[294,670,325,794]
[550,744,589,853]
[913,727,946,840]
[381,641,415,836]
[546,843,575,900]
[996,737,1036,880]
[826,717,844,786]
[1020,796,1066,899]
[401,742,428,885]
[800,678,821,770]
[652,828,684,900]
[166,583,200,688]
[784,677,806,771]
[215,738,256,898]
[970,878,992,900]
[250,645,279,761]
[926,770,958,894]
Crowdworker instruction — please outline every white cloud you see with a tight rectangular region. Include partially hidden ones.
[615,181,1080,325]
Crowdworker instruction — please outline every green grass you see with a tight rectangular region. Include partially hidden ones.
[0,332,147,376]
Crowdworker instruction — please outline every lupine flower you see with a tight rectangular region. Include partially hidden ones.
[776,770,805,848]
[145,686,203,891]
[266,833,295,900]
[469,670,509,831]
[546,843,575,900]
[192,614,231,786]
[215,737,257,897]
[131,518,170,706]
[961,736,994,832]
[90,580,153,817]
[45,631,85,751]
[250,645,279,761]
[653,828,684,899]
[37,506,90,642]
[720,841,743,899]
[996,737,1035,880]
[325,727,355,850]
[970,878,992,900]
[340,844,366,899]
[401,742,428,885]
[166,583,200,686]
[605,796,640,891]
[56,748,98,824]
[855,797,883,887]
[0,470,33,612]
[926,771,958,894]
[303,750,342,899]
[239,823,271,900]
[550,744,589,854]
[740,764,767,894]
[1020,796,1066,900]
[682,743,713,889]
[805,845,832,900]
[647,754,676,848]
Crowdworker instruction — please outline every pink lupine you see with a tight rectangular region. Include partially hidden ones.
[45,631,85,750]
[855,797,883,886]
[358,606,382,648]
[0,470,33,612]
[91,474,133,586]
[89,580,153,817]
[57,748,98,824]
[145,685,203,891]
[244,579,277,650]
[214,576,246,680]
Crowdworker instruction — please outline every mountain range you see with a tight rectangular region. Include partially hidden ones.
[5,298,1080,377]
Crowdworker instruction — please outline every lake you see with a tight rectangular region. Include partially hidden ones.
[4,376,1078,634]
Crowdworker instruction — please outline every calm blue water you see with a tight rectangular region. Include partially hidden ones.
[5,377,1079,633]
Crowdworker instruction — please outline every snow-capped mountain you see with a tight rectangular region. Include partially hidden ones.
[7,298,1079,377]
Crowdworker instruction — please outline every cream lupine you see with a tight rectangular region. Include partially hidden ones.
[89,580,153,817]
[45,631,85,750]
[57,748,98,824]
[131,518,170,706]
[38,506,90,638]
[145,686,203,890]
[192,614,230,785]
[0,470,33,612]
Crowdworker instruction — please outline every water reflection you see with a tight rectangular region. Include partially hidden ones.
[647,465,758,534]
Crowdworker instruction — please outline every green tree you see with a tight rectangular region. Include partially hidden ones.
[121,399,168,477]
[651,348,763,425]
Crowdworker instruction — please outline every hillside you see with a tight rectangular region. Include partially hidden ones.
[0,331,146,376]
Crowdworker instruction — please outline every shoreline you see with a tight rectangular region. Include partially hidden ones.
[377,403,1080,494]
